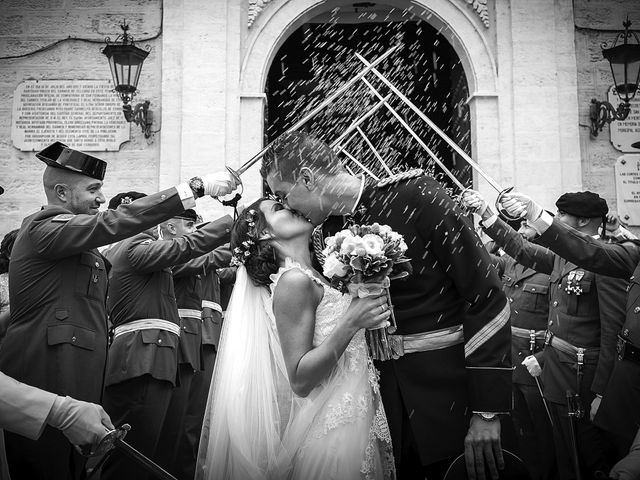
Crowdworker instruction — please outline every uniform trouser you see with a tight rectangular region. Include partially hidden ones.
[549,398,614,480]
[101,375,173,480]
[512,382,557,480]
[155,363,195,477]
[4,426,86,480]
[174,344,217,480]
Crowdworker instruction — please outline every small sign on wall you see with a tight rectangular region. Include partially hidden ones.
[11,80,129,151]
[615,154,640,225]
[609,86,640,153]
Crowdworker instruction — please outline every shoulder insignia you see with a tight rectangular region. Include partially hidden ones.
[51,214,75,223]
[376,168,424,188]
[140,239,153,245]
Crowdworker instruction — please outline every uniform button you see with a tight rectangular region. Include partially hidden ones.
[549,320,553,326]
[509,298,513,303]
[531,288,536,292]
[158,338,163,344]
[161,195,166,200]
[623,329,630,337]
[635,307,640,314]
[515,284,520,288]
[553,301,558,307]
[71,336,77,343]
[183,326,187,330]
[95,262,100,267]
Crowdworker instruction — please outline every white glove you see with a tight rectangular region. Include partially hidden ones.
[461,189,488,216]
[521,355,542,377]
[499,192,543,222]
[202,171,240,197]
[47,396,114,448]
[610,450,640,479]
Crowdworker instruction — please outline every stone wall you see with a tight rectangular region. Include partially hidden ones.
[0,0,163,238]
[574,0,640,217]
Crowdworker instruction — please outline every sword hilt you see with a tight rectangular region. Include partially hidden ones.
[496,186,527,222]
[82,423,131,457]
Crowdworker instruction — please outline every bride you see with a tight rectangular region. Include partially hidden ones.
[195,198,395,480]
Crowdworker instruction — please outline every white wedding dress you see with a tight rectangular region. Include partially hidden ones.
[195,260,395,480]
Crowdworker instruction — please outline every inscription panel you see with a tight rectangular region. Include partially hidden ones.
[11,80,129,151]
[614,154,640,226]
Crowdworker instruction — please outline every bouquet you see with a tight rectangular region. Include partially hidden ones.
[322,223,411,360]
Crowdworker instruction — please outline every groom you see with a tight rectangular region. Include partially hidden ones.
[261,132,513,480]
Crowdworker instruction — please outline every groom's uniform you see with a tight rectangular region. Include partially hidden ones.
[315,172,512,476]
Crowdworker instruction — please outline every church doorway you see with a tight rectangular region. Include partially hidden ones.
[265,4,472,191]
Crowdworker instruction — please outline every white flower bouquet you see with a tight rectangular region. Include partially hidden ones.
[322,223,411,360]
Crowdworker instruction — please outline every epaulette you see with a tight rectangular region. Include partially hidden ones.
[51,214,75,222]
[376,168,424,188]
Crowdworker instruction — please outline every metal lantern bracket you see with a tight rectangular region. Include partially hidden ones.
[590,18,640,137]
[103,21,153,138]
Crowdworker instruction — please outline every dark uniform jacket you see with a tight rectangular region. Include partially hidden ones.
[535,219,640,440]
[104,216,232,387]
[321,174,512,465]
[485,217,627,404]
[172,246,231,370]
[492,254,550,385]
[0,188,196,403]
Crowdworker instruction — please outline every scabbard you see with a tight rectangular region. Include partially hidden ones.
[567,391,583,480]
[114,439,178,480]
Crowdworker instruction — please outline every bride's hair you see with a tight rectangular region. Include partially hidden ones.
[230,198,279,287]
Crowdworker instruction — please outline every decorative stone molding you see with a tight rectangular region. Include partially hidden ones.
[248,0,273,28]
[248,0,490,28]
[465,0,490,28]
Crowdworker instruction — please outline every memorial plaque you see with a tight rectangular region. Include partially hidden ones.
[609,86,640,153]
[11,80,129,151]
[614,154,640,226]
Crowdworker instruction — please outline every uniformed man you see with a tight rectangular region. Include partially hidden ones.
[464,189,627,480]
[263,131,512,480]
[0,141,238,480]
[172,225,231,480]
[486,221,557,480]
[100,206,232,480]
[500,190,640,462]
[155,213,231,478]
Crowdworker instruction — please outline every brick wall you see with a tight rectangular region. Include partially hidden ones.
[0,0,163,239]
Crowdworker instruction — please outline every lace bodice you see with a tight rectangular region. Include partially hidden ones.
[269,259,395,480]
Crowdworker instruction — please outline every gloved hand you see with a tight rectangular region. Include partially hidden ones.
[461,189,489,217]
[47,396,114,448]
[522,355,542,377]
[202,171,241,197]
[499,192,543,222]
[610,450,640,479]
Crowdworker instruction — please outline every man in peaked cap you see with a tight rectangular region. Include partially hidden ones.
[464,189,627,480]
[0,142,238,480]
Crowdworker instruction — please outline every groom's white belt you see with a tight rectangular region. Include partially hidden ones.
[113,319,181,339]
[388,324,464,356]
[177,308,202,319]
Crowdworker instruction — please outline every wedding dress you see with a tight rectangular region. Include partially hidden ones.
[195,259,395,480]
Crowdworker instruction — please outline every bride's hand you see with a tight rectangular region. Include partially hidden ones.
[345,293,391,331]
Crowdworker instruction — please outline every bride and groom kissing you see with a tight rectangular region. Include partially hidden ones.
[196,132,513,480]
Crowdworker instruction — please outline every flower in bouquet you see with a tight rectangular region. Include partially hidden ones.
[322,223,411,361]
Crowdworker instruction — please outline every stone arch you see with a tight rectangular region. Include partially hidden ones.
[236,0,501,196]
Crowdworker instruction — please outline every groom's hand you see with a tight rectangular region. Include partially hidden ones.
[464,415,504,480]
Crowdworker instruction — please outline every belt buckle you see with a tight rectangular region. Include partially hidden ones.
[388,335,404,359]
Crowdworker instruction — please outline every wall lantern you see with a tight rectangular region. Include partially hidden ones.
[590,18,640,137]
[103,21,153,138]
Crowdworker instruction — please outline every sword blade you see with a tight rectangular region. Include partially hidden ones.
[114,439,178,480]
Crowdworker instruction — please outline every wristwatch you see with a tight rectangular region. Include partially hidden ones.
[475,412,499,422]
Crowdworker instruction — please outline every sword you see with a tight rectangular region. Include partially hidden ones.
[534,376,554,427]
[567,390,583,480]
[83,424,178,480]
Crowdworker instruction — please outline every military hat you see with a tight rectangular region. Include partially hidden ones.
[174,209,198,221]
[556,191,608,218]
[36,142,107,181]
[108,191,147,210]
[442,449,530,479]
